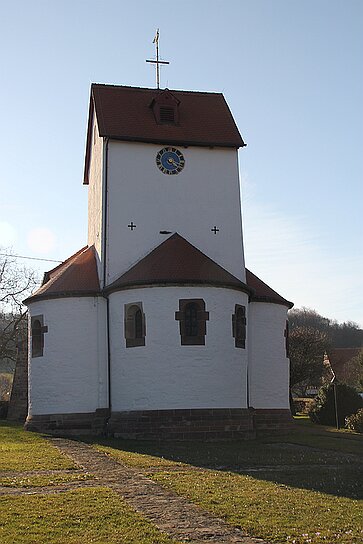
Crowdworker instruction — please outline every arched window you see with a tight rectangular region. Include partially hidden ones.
[175,299,209,345]
[232,304,246,349]
[31,315,48,357]
[124,303,146,348]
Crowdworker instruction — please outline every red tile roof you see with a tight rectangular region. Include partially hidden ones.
[24,246,100,304]
[84,84,245,184]
[24,237,293,309]
[245,269,293,308]
[106,234,252,294]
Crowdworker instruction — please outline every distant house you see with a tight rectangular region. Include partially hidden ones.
[324,348,362,387]
[292,347,362,398]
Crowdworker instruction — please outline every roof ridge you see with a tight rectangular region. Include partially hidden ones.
[91,83,223,96]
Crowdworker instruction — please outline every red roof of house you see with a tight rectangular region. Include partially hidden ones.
[24,236,292,309]
[325,348,362,381]
[84,84,245,183]
[24,246,100,304]
[106,233,251,294]
[245,269,293,308]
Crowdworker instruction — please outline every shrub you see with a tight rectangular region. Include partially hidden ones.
[293,397,315,414]
[345,408,363,433]
[309,383,363,427]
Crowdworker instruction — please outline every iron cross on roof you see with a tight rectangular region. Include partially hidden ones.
[146,29,170,89]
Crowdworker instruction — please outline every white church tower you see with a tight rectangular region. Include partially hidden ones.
[24,82,293,438]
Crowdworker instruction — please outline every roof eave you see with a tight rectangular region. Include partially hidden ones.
[24,290,101,305]
[83,91,95,185]
[104,278,253,295]
[251,295,294,309]
[101,134,246,149]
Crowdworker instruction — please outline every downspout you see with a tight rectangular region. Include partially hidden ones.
[246,352,250,408]
[102,138,112,424]
[106,295,112,419]
[247,300,256,435]
[246,298,251,409]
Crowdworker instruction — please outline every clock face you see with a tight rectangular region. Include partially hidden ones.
[156,147,185,175]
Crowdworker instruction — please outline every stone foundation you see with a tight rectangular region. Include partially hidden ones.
[108,408,256,440]
[25,408,110,436]
[25,408,294,439]
[253,408,294,434]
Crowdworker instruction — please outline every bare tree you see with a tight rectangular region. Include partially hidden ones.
[289,325,330,395]
[0,249,38,364]
[340,350,363,390]
[289,307,363,348]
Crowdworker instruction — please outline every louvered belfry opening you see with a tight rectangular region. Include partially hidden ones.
[159,105,175,124]
[150,88,180,125]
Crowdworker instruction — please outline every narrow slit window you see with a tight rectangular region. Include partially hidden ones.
[232,305,246,348]
[31,315,48,357]
[125,303,146,348]
[185,303,198,336]
[284,320,289,358]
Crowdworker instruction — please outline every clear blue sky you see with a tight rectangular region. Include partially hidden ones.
[0,0,362,326]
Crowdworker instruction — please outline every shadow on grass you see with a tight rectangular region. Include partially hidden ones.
[86,428,363,500]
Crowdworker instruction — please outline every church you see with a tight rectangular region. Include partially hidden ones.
[24,82,293,439]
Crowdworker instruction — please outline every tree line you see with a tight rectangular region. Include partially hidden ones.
[288,307,363,396]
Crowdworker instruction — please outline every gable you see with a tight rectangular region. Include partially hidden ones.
[83,84,245,184]
[105,233,251,294]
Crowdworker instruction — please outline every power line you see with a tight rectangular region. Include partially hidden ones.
[0,253,62,263]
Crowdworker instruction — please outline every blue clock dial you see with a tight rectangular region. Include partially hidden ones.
[156,147,185,175]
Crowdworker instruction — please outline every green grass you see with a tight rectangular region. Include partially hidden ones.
[0,421,76,471]
[0,472,94,488]
[151,470,362,544]
[278,416,363,455]
[89,418,363,544]
[0,487,178,544]
[1,419,362,544]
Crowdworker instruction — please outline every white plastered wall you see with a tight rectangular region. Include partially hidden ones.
[248,302,290,409]
[87,114,103,277]
[108,286,249,411]
[27,297,108,415]
[105,142,245,284]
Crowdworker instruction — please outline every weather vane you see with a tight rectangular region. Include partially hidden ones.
[146,29,169,89]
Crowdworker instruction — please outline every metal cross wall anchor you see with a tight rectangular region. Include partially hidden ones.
[211,226,220,234]
[128,222,136,231]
